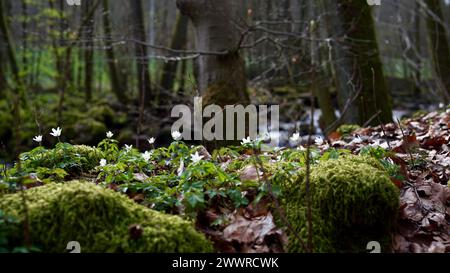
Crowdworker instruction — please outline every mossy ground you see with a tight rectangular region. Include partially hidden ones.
[20,144,103,175]
[0,181,213,253]
[1,138,403,253]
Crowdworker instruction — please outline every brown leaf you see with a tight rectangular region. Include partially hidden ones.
[239,165,263,182]
[222,212,285,253]
[327,131,342,142]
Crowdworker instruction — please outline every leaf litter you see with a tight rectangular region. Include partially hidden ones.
[323,110,450,253]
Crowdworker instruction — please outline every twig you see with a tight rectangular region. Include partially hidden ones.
[363,110,382,128]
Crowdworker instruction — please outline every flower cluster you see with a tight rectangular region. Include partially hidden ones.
[33,127,63,145]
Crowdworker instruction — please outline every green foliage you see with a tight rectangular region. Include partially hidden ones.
[337,124,361,136]
[1,130,405,253]
[0,181,212,253]
[359,145,387,160]
[119,157,253,216]
[17,143,103,178]
[359,146,404,179]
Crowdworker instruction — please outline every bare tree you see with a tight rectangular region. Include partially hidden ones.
[425,0,450,103]
[176,0,250,107]
[130,0,152,107]
[83,0,95,102]
[335,0,393,125]
[102,0,127,103]
[160,12,189,93]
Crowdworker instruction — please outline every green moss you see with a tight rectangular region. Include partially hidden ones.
[21,144,103,175]
[276,156,399,253]
[0,181,213,253]
[278,205,334,253]
[336,124,360,136]
[340,154,385,171]
[308,158,399,229]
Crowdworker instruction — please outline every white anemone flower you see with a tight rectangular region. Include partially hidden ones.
[142,151,152,162]
[50,127,62,138]
[190,152,204,164]
[100,159,107,167]
[124,144,133,152]
[171,131,182,141]
[241,136,252,145]
[148,137,156,145]
[33,135,43,143]
[106,131,114,138]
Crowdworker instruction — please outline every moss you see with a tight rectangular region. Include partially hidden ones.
[308,158,399,230]
[340,154,385,171]
[21,144,103,175]
[0,181,213,253]
[278,205,335,253]
[337,124,360,136]
[276,156,399,253]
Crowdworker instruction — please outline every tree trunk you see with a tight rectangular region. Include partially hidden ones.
[321,0,359,125]
[412,0,422,96]
[0,1,21,86]
[336,0,392,125]
[21,0,29,84]
[130,0,152,107]
[0,0,23,155]
[0,35,6,96]
[425,0,450,103]
[160,12,189,92]
[83,0,95,102]
[310,20,337,133]
[102,0,127,103]
[176,0,249,106]
[177,0,250,147]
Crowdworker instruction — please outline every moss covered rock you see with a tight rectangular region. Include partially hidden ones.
[308,157,399,230]
[281,205,334,253]
[276,156,400,253]
[0,181,213,253]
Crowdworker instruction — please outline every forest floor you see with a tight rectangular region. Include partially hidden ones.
[194,109,450,253]
[0,109,449,253]
[324,110,450,252]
